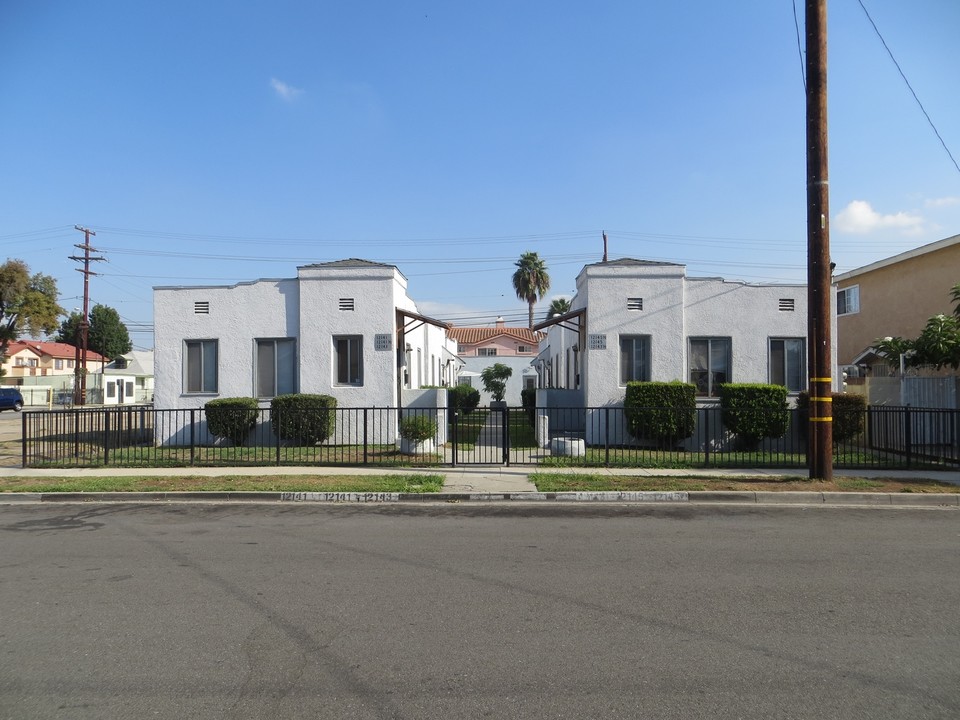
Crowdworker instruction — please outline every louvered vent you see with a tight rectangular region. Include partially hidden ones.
[194,301,210,314]
[627,297,643,311]
[779,298,795,312]
[339,298,355,311]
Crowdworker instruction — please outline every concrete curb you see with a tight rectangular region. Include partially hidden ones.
[1,490,957,507]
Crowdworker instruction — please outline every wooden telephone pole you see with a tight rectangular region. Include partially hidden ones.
[806,0,833,480]
[69,226,104,405]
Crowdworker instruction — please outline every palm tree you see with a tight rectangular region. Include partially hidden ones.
[512,252,550,330]
[547,297,571,319]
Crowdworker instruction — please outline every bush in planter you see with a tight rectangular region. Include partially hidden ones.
[623,381,697,448]
[481,363,513,403]
[719,384,789,449]
[399,415,438,443]
[205,397,259,446]
[796,391,866,445]
[270,394,337,445]
[448,384,481,415]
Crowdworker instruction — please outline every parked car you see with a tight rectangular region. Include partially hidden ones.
[0,388,24,412]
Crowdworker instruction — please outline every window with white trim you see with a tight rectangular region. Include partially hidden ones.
[478,348,497,357]
[837,286,859,316]
[185,339,218,393]
[619,335,651,384]
[517,345,531,354]
[689,337,731,397]
[769,338,805,392]
[256,338,296,397]
[334,335,363,386]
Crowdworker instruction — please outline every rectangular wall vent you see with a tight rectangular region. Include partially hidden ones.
[627,297,643,311]
[194,301,210,314]
[779,298,796,312]
[339,298,355,311]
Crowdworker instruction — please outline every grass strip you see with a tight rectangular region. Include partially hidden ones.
[0,474,445,494]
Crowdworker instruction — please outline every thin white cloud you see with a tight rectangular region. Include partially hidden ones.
[270,77,303,101]
[924,196,960,209]
[834,200,923,235]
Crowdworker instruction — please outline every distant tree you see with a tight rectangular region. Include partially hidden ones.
[0,259,64,373]
[57,304,133,361]
[512,252,550,330]
[480,363,513,403]
[547,297,571,318]
[88,304,132,360]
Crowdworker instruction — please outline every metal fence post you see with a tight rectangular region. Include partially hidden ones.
[104,408,111,466]
[605,407,610,467]
[20,410,28,468]
[704,407,711,467]
[189,409,196,466]
[275,405,282,465]
[502,406,509,465]
[904,405,912,469]
[363,408,369,465]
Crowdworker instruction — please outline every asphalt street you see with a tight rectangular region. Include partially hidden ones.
[1,503,958,719]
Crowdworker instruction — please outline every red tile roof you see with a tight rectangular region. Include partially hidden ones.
[8,340,106,362]
[447,327,544,345]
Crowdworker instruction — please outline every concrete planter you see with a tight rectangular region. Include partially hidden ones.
[400,438,436,455]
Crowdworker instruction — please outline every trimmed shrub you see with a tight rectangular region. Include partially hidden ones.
[270,394,337,445]
[796,391,866,445]
[448,384,481,415]
[624,382,697,448]
[521,387,536,425]
[719,384,789,449]
[205,397,259,446]
[399,415,437,442]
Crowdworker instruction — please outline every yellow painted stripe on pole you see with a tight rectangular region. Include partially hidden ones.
[809,417,833,422]
[810,377,832,382]
[809,396,833,402]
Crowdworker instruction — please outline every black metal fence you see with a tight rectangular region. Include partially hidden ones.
[20,404,960,470]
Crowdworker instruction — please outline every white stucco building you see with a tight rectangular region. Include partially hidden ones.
[153,259,458,413]
[533,259,837,441]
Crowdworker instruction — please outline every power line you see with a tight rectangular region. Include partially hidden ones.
[856,0,960,176]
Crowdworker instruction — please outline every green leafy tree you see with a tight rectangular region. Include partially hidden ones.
[512,251,550,330]
[547,297,571,318]
[89,304,132,360]
[480,362,513,403]
[55,311,84,345]
[0,259,64,373]
[875,284,960,371]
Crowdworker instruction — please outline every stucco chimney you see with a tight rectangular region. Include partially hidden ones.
[495,316,505,328]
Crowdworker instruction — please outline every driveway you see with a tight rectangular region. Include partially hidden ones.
[0,410,22,466]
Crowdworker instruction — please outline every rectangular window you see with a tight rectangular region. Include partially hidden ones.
[689,337,731,397]
[185,340,218,393]
[55,359,63,370]
[106,382,116,398]
[478,348,498,357]
[769,338,806,392]
[837,286,859,316]
[517,345,531,354]
[619,335,651,384]
[67,359,75,369]
[256,338,296,397]
[334,335,363,386]
[125,381,134,398]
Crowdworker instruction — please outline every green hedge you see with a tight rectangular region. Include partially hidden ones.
[270,394,337,445]
[521,387,536,425]
[719,384,789,449]
[796,391,866,444]
[448,384,481,415]
[624,382,697,448]
[205,397,259,446]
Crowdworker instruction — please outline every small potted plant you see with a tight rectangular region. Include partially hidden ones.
[399,415,438,455]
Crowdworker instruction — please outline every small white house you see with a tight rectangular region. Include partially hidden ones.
[533,258,837,442]
[154,258,457,450]
[102,350,154,405]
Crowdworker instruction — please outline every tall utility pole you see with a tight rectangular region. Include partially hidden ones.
[69,226,104,406]
[805,0,833,480]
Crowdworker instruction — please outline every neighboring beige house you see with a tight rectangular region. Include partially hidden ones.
[448,318,543,404]
[1,341,106,379]
[834,233,960,368]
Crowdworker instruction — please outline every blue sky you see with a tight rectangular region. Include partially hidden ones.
[1,0,958,349]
